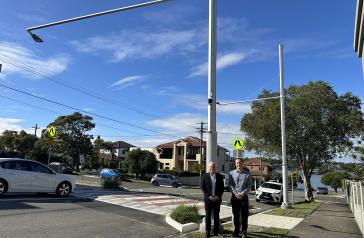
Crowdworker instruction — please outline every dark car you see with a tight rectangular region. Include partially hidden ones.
[61,165,74,174]
[317,187,329,195]
[150,174,182,188]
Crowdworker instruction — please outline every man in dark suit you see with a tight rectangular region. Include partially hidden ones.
[201,162,224,238]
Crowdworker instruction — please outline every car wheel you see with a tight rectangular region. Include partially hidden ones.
[56,182,72,197]
[0,179,8,196]
[172,182,178,188]
[255,198,260,202]
[152,181,158,186]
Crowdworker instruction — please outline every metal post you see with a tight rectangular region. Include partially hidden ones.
[291,170,294,205]
[279,44,289,208]
[206,0,217,172]
[47,145,52,166]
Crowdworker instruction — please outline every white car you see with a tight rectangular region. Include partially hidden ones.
[0,158,75,197]
[255,181,283,204]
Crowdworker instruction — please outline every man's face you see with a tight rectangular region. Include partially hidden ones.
[235,159,242,170]
[209,163,216,174]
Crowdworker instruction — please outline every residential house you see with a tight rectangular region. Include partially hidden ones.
[99,141,135,167]
[155,136,230,173]
[243,158,272,184]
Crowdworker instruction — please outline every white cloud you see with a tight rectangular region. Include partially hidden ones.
[0,41,69,79]
[189,52,249,77]
[0,118,24,133]
[217,103,251,115]
[82,107,94,112]
[147,113,204,134]
[143,113,244,150]
[109,75,147,89]
[156,87,251,115]
[71,27,206,62]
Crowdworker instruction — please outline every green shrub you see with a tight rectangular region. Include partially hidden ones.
[170,205,202,224]
[103,180,120,189]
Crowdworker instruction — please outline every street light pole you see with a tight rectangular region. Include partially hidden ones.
[26,0,170,42]
[279,44,289,208]
[206,0,217,172]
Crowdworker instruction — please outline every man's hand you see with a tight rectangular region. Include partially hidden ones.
[209,196,219,202]
[235,193,243,200]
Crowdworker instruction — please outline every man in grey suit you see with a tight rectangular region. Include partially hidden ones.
[229,158,252,238]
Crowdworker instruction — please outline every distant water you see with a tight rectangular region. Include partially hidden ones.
[298,174,338,191]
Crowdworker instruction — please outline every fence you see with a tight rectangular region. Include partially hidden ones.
[347,181,364,237]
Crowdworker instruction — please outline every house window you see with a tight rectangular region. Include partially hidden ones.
[222,165,224,171]
[159,163,164,169]
[178,148,182,155]
[165,163,170,166]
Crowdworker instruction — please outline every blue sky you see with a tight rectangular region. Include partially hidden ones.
[0,0,362,163]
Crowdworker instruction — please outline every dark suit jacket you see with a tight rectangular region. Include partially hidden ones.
[201,172,224,203]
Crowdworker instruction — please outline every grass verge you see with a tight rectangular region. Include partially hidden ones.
[185,225,289,238]
[265,201,321,218]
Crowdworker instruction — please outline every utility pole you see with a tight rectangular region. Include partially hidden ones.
[279,44,289,209]
[206,0,217,173]
[196,122,207,175]
[32,124,38,137]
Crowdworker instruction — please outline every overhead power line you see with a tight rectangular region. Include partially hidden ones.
[0,84,174,136]
[0,94,160,135]
[0,55,161,119]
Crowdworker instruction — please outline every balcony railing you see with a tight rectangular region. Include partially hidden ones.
[186,154,196,160]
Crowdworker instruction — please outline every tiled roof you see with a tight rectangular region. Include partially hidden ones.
[156,136,206,148]
[243,158,271,167]
[156,136,228,151]
[112,141,135,148]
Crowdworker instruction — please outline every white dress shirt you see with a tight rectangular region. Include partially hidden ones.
[210,173,216,196]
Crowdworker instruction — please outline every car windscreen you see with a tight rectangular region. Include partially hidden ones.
[261,183,282,190]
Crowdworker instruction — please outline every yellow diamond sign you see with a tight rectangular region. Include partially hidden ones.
[48,126,56,138]
[232,138,244,150]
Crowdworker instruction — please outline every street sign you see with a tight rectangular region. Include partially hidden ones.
[232,138,244,150]
[48,126,56,137]
[47,137,54,145]
[195,163,204,171]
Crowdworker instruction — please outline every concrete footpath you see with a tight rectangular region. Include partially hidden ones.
[286,195,362,238]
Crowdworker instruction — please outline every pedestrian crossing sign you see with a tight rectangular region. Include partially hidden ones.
[232,138,244,150]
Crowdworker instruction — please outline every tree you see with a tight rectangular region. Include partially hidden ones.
[140,151,159,176]
[124,149,158,179]
[49,112,95,171]
[0,130,37,158]
[321,172,345,193]
[13,131,38,158]
[241,81,364,202]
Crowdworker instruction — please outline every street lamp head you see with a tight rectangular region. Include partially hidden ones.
[28,31,44,43]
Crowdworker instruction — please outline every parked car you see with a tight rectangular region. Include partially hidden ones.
[317,187,329,195]
[150,174,182,188]
[99,168,123,181]
[61,165,74,174]
[255,181,283,204]
[0,158,75,197]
